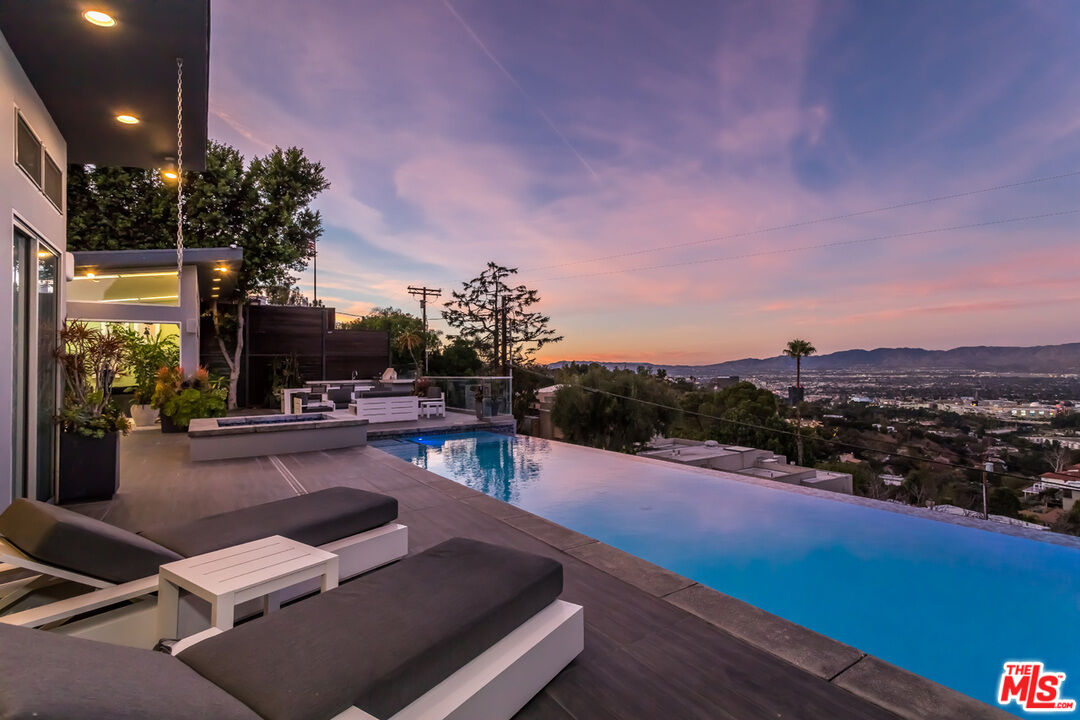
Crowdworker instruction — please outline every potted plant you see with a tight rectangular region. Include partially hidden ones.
[55,321,132,503]
[116,326,180,427]
[152,366,227,432]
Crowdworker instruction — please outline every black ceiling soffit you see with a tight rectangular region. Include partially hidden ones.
[0,0,210,171]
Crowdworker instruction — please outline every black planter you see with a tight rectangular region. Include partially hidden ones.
[58,431,119,504]
[160,414,183,433]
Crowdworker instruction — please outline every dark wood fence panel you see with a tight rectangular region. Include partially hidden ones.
[201,304,389,407]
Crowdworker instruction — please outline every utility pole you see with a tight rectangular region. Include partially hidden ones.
[981,460,993,520]
[407,285,441,374]
[310,238,318,305]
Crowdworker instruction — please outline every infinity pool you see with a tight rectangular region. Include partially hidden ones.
[373,431,1079,715]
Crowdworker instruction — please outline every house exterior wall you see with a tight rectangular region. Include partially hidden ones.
[0,31,66,507]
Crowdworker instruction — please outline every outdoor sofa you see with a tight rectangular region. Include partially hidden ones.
[0,538,584,720]
[0,487,408,645]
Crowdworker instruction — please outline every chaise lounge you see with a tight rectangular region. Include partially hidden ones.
[0,487,408,645]
[0,538,584,720]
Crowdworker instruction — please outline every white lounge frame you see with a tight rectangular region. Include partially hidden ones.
[0,522,408,648]
[350,395,420,423]
[171,599,583,720]
[337,600,582,720]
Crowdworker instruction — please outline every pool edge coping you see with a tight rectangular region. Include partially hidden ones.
[368,443,1015,720]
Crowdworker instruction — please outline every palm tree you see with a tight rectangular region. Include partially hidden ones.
[783,338,816,467]
[395,329,424,377]
[783,338,816,388]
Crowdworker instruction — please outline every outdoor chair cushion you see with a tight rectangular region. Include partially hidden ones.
[357,389,413,398]
[0,622,260,720]
[178,537,563,720]
[326,387,353,408]
[0,499,181,584]
[139,487,398,558]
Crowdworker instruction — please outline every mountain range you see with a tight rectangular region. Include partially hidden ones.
[547,343,1080,376]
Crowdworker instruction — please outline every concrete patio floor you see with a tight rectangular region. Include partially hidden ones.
[67,431,1009,720]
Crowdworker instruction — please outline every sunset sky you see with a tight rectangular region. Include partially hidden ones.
[208,0,1080,364]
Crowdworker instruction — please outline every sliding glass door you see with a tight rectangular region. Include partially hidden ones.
[12,229,29,499]
[11,226,60,502]
[36,244,59,501]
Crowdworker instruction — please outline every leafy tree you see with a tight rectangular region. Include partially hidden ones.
[443,262,562,367]
[428,337,483,376]
[551,365,676,452]
[783,338,816,388]
[901,468,939,507]
[67,141,330,408]
[673,382,807,460]
[264,284,322,307]
[342,307,440,371]
[988,486,1021,518]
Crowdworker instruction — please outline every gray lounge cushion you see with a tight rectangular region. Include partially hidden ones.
[0,499,181,584]
[326,387,353,407]
[139,487,398,558]
[0,622,260,720]
[179,537,563,720]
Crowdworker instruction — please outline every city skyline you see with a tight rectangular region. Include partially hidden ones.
[208,0,1080,364]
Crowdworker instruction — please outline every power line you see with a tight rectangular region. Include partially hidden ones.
[513,364,1045,486]
[539,208,1080,281]
[524,169,1080,272]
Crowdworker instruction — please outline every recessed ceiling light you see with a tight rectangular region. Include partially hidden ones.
[83,10,116,27]
[161,169,178,180]
[214,265,229,272]
[115,114,139,125]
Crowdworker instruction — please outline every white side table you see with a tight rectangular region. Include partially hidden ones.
[157,535,339,640]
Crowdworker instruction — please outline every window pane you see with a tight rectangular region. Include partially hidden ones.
[43,151,63,210]
[15,114,42,186]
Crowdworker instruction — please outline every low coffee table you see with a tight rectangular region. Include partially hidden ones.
[157,535,339,639]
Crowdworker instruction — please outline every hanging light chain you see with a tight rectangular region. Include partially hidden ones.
[176,57,184,280]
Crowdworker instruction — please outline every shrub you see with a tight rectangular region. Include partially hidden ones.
[152,366,227,430]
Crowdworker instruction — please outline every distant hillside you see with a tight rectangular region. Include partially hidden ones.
[548,343,1080,376]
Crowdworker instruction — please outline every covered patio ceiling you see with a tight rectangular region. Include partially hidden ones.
[72,247,241,302]
[0,0,209,170]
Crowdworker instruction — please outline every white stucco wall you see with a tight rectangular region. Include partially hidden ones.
[0,30,66,507]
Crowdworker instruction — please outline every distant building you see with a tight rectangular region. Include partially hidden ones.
[639,438,853,494]
[879,473,905,487]
[850,395,872,404]
[1039,466,1080,512]
[1027,436,1080,450]
[707,376,740,390]
[838,452,863,464]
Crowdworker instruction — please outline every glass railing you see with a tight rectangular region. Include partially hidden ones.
[426,376,512,417]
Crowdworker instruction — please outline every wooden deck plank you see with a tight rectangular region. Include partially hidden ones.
[62,432,904,720]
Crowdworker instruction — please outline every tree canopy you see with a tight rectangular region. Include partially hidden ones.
[68,140,329,299]
[67,140,329,408]
[551,365,677,452]
[442,262,562,366]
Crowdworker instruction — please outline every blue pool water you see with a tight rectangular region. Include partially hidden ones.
[374,431,1080,715]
